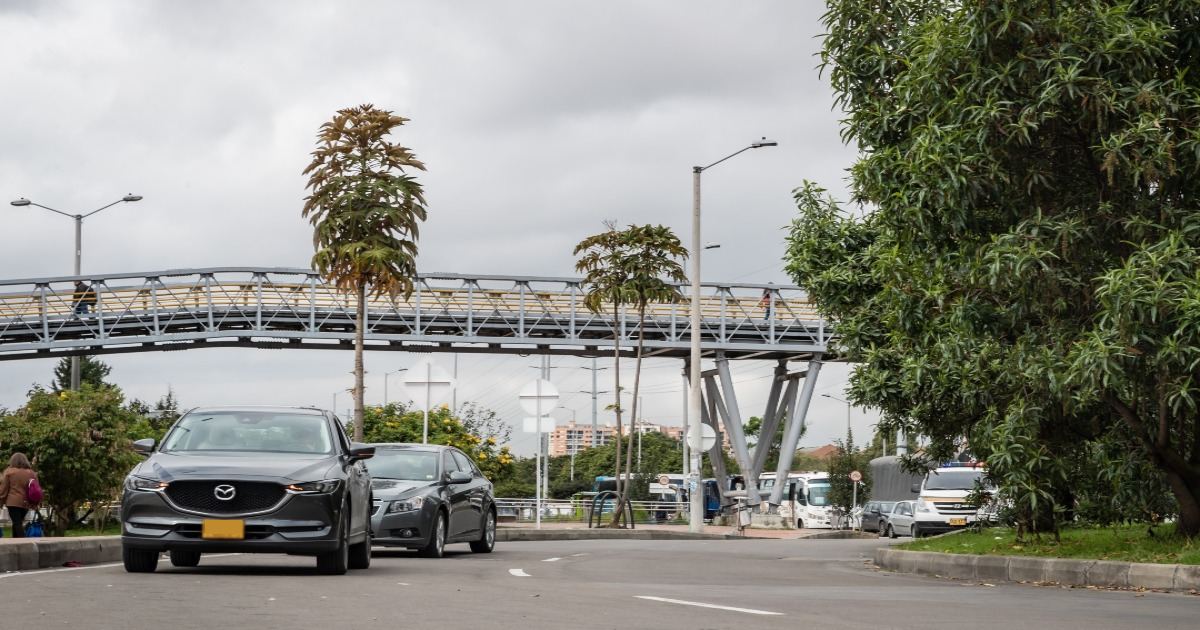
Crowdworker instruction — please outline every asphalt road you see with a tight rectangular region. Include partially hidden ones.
[1,538,1195,630]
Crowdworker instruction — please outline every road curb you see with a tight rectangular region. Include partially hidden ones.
[800,530,879,540]
[874,547,1200,592]
[496,528,732,542]
[0,536,123,572]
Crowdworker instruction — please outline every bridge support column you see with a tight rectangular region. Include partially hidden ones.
[767,354,823,511]
[706,353,760,508]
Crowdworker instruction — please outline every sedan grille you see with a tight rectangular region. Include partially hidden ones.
[165,481,286,514]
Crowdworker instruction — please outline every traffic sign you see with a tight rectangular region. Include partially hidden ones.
[403,359,455,412]
[519,379,559,416]
[849,470,862,482]
[522,417,556,433]
[656,474,671,485]
[687,424,717,452]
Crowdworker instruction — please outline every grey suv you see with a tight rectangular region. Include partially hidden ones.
[120,407,375,574]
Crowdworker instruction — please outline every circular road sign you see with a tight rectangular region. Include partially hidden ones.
[849,470,863,482]
[686,424,717,452]
[403,359,455,412]
[519,379,560,416]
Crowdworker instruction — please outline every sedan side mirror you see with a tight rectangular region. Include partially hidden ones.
[348,443,375,462]
[132,438,156,455]
[446,470,472,484]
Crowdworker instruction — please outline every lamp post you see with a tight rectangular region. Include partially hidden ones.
[821,393,853,438]
[383,368,408,406]
[688,138,776,533]
[10,194,143,390]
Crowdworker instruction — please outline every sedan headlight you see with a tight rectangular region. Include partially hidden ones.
[388,495,424,513]
[285,480,342,494]
[126,475,168,492]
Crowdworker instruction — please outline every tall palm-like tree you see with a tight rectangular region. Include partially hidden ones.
[618,224,687,516]
[302,104,427,441]
[574,221,632,518]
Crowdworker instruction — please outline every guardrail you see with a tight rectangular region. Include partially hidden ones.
[494,497,689,526]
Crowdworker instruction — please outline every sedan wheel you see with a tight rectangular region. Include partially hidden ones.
[418,511,446,558]
[887,524,897,539]
[470,510,496,553]
[911,524,922,539]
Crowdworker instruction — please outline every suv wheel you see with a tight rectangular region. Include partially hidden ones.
[349,505,372,570]
[418,511,446,558]
[470,509,496,553]
[169,550,201,567]
[123,546,159,573]
[317,510,350,575]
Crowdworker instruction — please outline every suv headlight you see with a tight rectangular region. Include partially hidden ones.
[917,500,936,513]
[285,480,342,494]
[126,475,168,492]
[388,496,424,513]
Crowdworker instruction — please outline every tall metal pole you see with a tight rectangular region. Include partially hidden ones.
[70,216,82,391]
[422,362,431,444]
[591,358,599,443]
[682,369,689,478]
[688,166,704,533]
[452,353,458,411]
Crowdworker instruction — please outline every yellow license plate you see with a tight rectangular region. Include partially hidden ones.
[949,518,967,526]
[201,519,245,540]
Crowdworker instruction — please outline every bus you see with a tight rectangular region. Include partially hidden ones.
[758,471,833,529]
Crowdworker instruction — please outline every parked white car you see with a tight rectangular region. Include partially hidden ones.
[883,499,950,538]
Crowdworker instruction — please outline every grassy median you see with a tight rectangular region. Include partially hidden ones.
[898,525,1200,565]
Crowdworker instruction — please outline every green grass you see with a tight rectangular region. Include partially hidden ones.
[899,524,1200,565]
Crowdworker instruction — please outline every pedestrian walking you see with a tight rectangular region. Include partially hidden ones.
[73,280,97,315]
[759,284,774,322]
[0,453,39,538]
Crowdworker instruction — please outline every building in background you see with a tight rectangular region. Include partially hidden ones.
[549,421,616,456]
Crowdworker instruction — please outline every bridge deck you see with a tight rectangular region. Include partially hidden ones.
[0,268,829,361]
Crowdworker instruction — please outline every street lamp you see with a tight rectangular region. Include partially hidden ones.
[10,194,143,390]
[821,393,853,438]
[688,138,777,533]
[383,368,408,406]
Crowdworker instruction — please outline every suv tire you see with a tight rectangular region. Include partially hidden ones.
[169,550,201,567]
[317,510,350,575]
[123,547,159,573]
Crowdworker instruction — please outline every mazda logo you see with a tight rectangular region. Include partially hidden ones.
[214,484,236,501]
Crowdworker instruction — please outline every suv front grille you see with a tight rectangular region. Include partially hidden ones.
[165,481,286,514]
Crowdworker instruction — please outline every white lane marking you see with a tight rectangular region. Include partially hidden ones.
[508,568,531,577]
[396,582,410,586]
[570,553,588,557]
[542,557,561,562]
[634,596,783,616]
[0,553,242,580]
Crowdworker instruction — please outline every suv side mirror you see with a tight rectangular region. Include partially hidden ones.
[911,482,922,493]
[132,438,156,455]
[446,470,472,484]
[348,443,375,462]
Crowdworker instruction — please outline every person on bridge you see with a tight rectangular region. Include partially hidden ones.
[73,280,97,315]
[0,453,39,538]
[759,284,774,322]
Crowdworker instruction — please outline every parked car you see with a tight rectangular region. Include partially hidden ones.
[120,406,375,575]
[367,443,496,557]
[883,499,957,538]
[861,500,896,533]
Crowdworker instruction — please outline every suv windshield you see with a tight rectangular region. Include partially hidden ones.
[924,469,984,491]
[161,411,333,455]
[366,450,440,481]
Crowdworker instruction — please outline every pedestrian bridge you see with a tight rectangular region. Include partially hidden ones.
[0,267,829,362]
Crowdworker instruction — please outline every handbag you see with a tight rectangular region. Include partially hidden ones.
[27,476,44,505]
[25,511,44,538]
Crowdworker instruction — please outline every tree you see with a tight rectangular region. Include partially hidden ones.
[827,430,871,515]
[52,356,111,391]
[302,104,428,442]
[574,221,632,515]
[617,224,688,521]
[788,2,1200,535]
[0,386,142,535]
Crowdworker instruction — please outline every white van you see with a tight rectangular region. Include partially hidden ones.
[910,462,991,533]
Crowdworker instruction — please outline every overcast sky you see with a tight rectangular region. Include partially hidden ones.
[0,1,877,456]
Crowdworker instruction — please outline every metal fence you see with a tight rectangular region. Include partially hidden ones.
[494,497,690,525]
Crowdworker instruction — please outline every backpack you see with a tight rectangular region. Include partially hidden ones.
[26,477,44,505]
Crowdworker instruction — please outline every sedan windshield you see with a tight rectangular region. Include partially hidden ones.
[161,412,333,455]
[366,450,440,481]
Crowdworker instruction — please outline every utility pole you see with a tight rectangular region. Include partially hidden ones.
[581,358,608,450]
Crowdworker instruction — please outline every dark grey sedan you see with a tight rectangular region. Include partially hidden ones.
[861,500,897,533]
[367,444,496,557]
[120,407,375,575]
